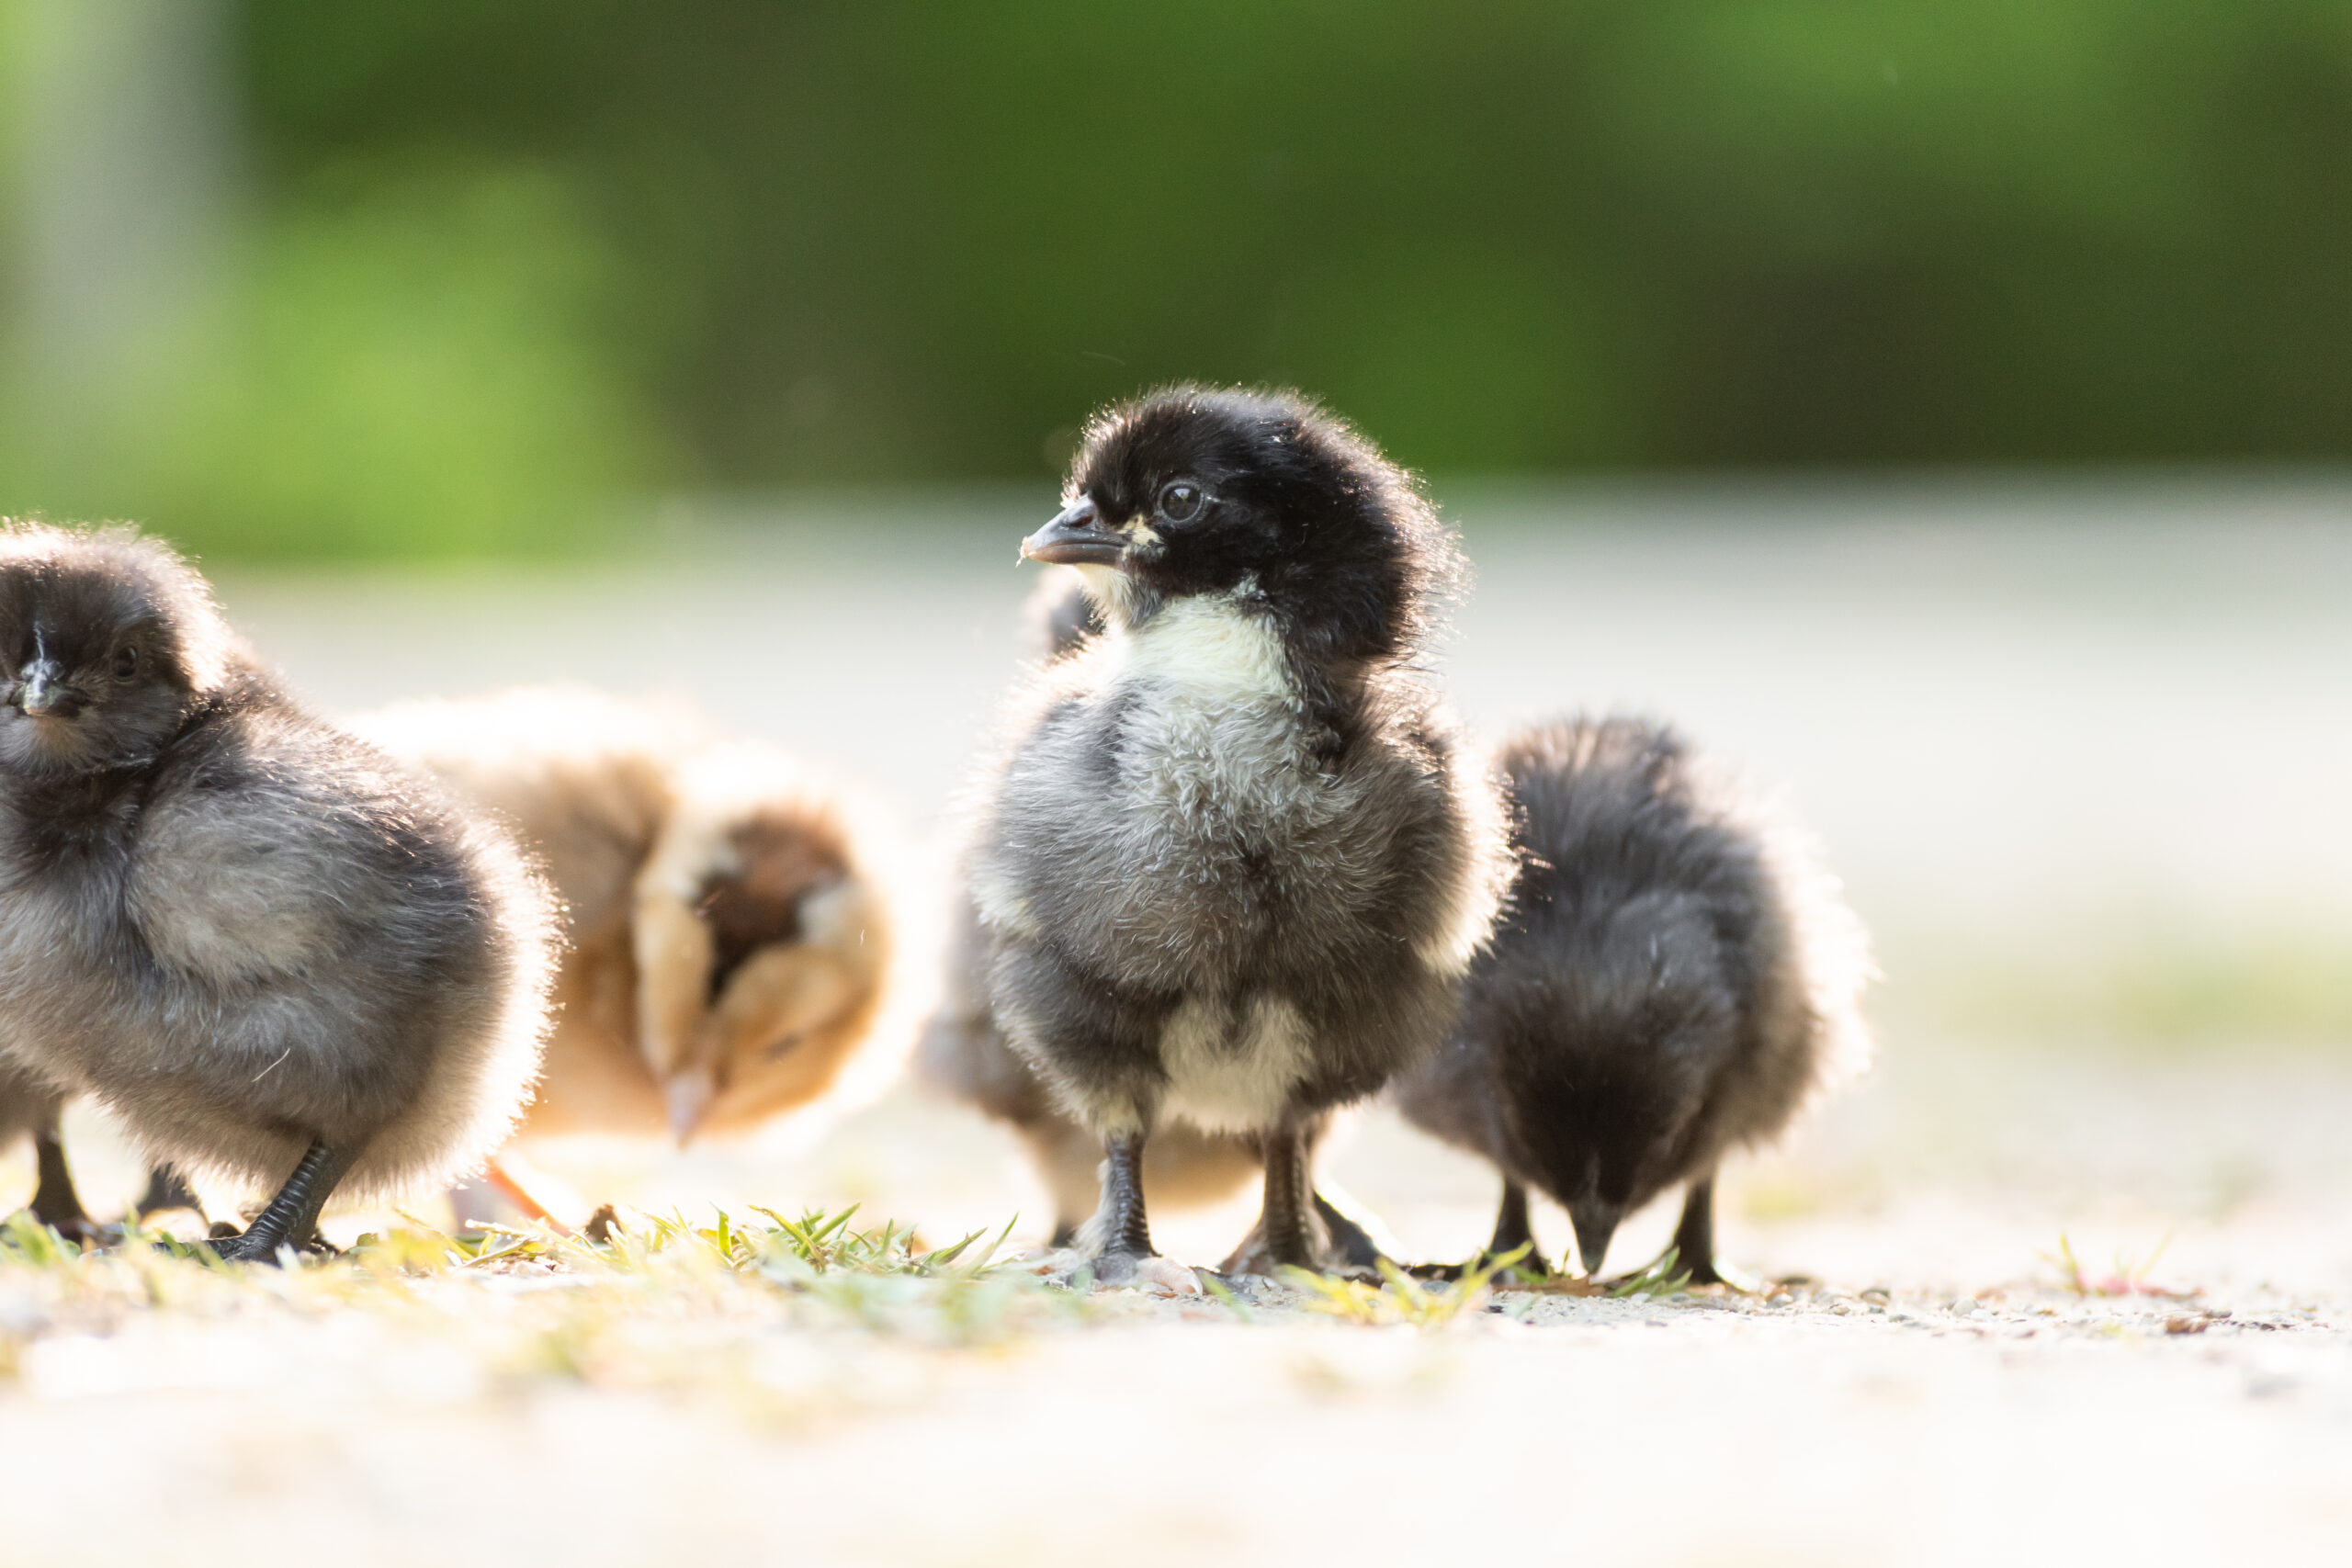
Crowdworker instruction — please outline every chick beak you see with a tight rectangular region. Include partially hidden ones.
[17,660,68,717]
[1021,498,1128,567]
[666,1066,717,1146]
[1568,1196,1623,1279]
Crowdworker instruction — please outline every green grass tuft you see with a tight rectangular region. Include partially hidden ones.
[1279,1245,1531,1328]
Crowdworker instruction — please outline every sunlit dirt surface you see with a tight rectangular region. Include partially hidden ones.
[5,483,2350,1564]
[5,1069,2350,1568]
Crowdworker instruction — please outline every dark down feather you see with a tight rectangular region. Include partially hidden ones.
[0,523,557,1261]
[965,387,1511,1280]
[1393,716,1872,1281]
[919,569,1262,1243]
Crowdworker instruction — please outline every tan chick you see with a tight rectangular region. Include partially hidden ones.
[351,689,909,1215]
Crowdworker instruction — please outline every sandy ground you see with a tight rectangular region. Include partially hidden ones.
[5,481,2351,1563]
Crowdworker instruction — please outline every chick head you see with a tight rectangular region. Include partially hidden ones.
[0,523,240,778]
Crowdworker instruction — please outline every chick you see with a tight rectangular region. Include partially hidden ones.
[1393,716,1873,1282]
[967,387,1510,1280]
[352,689,905,1179]
[920,570,1261,1241]
[0,523,556,1262]
[924,574,1393,1259]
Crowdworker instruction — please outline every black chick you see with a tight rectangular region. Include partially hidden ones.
[967,387,1510,1280]
[0,523,556,1262]
[922,569,1264,1245]
[1393,716,1872,1282]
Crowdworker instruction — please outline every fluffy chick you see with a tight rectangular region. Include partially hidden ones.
[353,689,905,1168]
[922,570,1262,1244]
[967,387,1510,1280]
[1393,716,1872,1282]
[926,572,1384,1258]
[0,523,556,1261]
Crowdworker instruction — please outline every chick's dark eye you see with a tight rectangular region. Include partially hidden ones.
[111,647,137,679]
[1157,480,1204,523]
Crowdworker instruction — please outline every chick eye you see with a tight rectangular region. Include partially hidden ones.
[1157,480,1205,524]
[111,647,138,679]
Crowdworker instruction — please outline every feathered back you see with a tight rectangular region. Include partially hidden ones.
[358,687,924,1154]
[1486,716,1873,1156]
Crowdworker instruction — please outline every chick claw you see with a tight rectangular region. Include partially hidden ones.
[1088,1247,1152,1287]
[186,1225,339,1267]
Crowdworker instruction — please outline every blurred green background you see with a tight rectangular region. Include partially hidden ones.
[1,0,2347,558]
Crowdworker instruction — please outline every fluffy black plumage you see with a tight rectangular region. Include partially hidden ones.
[1393,716,1872,1280]
[922,569,1267,1245]
[966,387,1510,1280]
[0,523,556,1261]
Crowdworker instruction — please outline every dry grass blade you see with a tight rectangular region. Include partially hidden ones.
[2041,1232,2194,1299]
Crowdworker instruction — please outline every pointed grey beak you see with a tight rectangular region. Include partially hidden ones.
[17,660,70,717]
[1021,498,1128,567]
[1568,1196,1623,1279]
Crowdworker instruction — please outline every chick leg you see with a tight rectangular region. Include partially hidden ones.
[134,1165,204,1219]
[1078,1130,1154,1283]
[204,1141,357,1265]
[29,1121,101,1244]
[1312,1192,1383,1271]
[1671,1172,1720,1285]
[1487,1178,1547,1272]
[1218,1121,1322,1277]
[480,1157,577,1235]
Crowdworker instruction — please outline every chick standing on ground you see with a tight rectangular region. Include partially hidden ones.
[0,524,557,1261]
[1393,716,1872,1282]
[967,387,1510,1281]
[921,570,1261,1243]
[354,689,905,1187]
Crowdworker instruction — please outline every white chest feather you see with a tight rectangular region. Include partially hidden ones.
[1099,592,1330,832]
[1110,592,1295,702]
[1158,994,1313,1134]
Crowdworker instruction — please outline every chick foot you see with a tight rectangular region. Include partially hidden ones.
[1073,1129,1165,1287]
[195,1227,339,1266]
[1087,1247,1153,1287]
[184,1141,355,1268]
[1221,1122,1375,1280]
